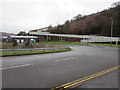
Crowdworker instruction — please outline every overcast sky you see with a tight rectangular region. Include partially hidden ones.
[1,0,119,34]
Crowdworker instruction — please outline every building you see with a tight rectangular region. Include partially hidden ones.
[1,36,37,43]
[29,27,49,33]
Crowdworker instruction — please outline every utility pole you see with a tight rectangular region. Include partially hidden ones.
[57,22,60,41]
[110,17,113,46]
[82,29,84,43]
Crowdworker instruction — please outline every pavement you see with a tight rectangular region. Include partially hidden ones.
[2,45,119,88]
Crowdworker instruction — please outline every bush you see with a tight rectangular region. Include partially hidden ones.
[13,42,18,47]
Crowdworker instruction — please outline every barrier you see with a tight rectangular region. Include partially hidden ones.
[0,45,70,56]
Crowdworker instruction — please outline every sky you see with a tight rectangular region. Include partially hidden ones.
[1,0,119,34]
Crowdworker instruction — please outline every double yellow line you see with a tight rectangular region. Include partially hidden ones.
[51,65,120,90]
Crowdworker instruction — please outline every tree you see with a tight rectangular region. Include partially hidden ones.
[47,6,120,37]
[73,14,82,21]
[17,31,27,36]
[63,20,70,34]
[112,1,120,7]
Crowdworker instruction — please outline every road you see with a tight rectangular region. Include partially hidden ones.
[2,45,118,88]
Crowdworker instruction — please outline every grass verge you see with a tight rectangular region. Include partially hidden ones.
[90,43,120,47]
[0,48,71,57]
[36,41,89,46]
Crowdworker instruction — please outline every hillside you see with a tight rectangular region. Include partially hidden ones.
[48,6,120,37]
[0,32,16,36]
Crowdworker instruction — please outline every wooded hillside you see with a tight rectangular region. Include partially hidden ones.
[48,6,120,37]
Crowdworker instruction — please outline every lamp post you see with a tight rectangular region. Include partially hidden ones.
[82,29,84,43]
[110,17,113,45]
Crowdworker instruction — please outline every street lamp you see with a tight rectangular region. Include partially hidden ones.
[82,29,85,43]
[110,17,113,45]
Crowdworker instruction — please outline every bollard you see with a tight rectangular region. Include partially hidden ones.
[43,49,45,52]
[13,50,14,54]
[30,50,32,52]
[116,40,118,45]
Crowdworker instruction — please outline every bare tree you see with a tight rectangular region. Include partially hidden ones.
[111,1,120,7]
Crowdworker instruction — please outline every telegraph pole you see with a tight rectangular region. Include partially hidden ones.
[57,22,60,41]
[110,17,113,46]
[82,29,84,43]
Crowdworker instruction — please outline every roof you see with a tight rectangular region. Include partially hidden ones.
[10,36,37,39]
[29,32,119,42]
[1,36,37,39]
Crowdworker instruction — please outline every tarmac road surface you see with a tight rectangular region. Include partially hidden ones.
[2,45,118,88]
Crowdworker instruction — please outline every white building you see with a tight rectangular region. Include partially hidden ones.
[29,27,49,33]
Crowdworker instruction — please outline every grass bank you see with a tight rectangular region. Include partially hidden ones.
[0,48,71,57]
[90,43,120,47]
[1,42,60,49]
[36,41,119,47]
[36,41,89,46]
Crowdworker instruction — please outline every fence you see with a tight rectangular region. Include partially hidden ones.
[0,45,70,56]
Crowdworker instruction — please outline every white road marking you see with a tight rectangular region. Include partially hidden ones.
[71,57,78,59]
[1,64,33,70]
[55,57,78,62]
